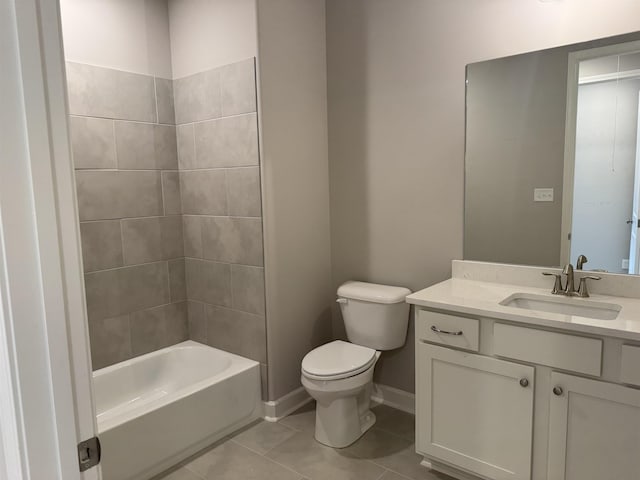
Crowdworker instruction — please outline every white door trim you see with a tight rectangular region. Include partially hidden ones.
[0,0,99,478]
[560,39,640,265]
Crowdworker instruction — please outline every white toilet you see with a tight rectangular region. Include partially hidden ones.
[301,281,411,448]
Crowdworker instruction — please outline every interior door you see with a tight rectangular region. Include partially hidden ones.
[416,343,534,480]
[547,372,640,480]
[628,97,640,274]
[4,0,101,478]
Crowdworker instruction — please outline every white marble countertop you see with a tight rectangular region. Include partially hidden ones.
[406,277,640,341]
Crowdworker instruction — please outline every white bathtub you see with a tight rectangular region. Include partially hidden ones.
[94,341,261,480]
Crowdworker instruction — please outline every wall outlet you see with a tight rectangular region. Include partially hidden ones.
[534,188,554,202]
[622,259,630,270]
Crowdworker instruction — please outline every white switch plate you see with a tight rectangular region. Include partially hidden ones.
[622,259,630,269]
[534,188,554,202]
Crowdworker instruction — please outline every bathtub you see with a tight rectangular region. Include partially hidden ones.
[94,341,261,480]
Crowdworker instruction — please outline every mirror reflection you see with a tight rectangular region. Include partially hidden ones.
[465,32,640,274]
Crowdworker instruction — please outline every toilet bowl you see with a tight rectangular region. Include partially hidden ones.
[301,341,381,448]
[301,281,411,448]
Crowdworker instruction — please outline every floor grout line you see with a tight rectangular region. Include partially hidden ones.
[228,438,309,478]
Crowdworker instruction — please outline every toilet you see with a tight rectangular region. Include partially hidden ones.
[301,281,411,448]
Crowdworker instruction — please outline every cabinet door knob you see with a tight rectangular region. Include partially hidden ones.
[519,378,529,388]
[553,386,563,396]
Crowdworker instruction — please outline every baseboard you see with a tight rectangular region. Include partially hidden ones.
[262,382,414,423]
[371,383,415,414]
[262,386,312,422]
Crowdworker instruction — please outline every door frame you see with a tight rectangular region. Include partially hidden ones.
[629,96,640,274]
[1,0,99,479]
[560,39,640,266]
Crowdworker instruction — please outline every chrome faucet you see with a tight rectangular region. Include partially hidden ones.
[576,254,588,270]
[543,262,601,298]
[562,264,577,296]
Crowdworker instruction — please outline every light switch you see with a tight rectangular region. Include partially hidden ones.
[534,188,554,202]
[622,259,630,270]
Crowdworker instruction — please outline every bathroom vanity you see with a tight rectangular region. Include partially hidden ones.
[408,261,640,480]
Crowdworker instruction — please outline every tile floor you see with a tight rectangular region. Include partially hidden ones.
[156,402,454,480]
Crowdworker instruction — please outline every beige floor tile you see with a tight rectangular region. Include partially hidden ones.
[155,466,202,480]
[184,441,299,480]
[346,428,452,480]
[372,404,416,442]
[231,420,298,454]
[277,401,317,432]
[266,430,385,480]
[378,471,410,480]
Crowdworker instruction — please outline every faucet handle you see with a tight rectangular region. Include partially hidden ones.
[577,275,601,298]
[542,272,564,295]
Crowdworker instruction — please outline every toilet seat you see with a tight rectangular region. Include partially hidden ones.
[301,340,377,380]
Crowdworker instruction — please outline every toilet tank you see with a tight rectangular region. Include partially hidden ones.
[337,281,412,350]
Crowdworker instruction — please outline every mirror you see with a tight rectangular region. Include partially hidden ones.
[465,32,640,274]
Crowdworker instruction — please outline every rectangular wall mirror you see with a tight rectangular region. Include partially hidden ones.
[465,31,640,275]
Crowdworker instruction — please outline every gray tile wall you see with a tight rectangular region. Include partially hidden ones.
[68,59,267,397]
[68,62,188,370]
[174,59,267,397]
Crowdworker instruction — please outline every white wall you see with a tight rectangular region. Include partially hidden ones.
[257,0,334,400]
[59,0,173,78]
[168,0,257,79]
[326,0,640,393]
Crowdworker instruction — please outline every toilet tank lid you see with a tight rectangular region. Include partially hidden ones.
[337,281,411,304]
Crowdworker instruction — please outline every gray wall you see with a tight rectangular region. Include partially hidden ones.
[325,0,640,394]
[174,60,268,397]
[68,63,188,370]
[464,50,568,267]
[67,59,267,388]
[257,0,334,400]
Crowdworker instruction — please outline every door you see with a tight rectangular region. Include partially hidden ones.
[2,0,100,478]
[547,372,640,480]
[628,97,640,274]
[416,343,535,480]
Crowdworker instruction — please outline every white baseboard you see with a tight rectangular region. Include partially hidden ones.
[371,383,415,415]
[262,386,312,422]
[262,382,414,423]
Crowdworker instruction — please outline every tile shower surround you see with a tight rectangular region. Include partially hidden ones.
[68,59,267,395]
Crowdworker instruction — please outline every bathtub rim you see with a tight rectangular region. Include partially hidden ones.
[93,340,260,433]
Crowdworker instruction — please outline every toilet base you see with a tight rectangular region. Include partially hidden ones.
[313,386,376,448]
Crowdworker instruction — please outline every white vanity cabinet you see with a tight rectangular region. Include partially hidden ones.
[415,308,640,480]
[417,343,534,480]
[547,372,640,480]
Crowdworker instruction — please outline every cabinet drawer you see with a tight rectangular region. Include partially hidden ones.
[417,310,479,352]
[493,323,602,376]
[621,345,640,386]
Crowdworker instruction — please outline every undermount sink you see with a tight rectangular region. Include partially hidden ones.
[500,293,621,320]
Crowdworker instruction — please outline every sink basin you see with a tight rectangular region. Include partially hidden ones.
[500,293,621,320]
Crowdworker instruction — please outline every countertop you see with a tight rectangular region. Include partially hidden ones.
[406,278,640,341]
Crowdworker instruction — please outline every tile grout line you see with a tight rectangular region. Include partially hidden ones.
[153,77,159,124]
[225,438,309,479]
[69,113,174,126]
[111,119,118,169]
[373,469,390,480]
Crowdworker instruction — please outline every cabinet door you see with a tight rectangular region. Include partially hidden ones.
[547,372,640,480]
[416,343,534,480]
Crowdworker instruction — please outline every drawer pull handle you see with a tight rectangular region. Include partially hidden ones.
[430,325,463,336]
[553,386,563,396]
[519,378,529,388]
